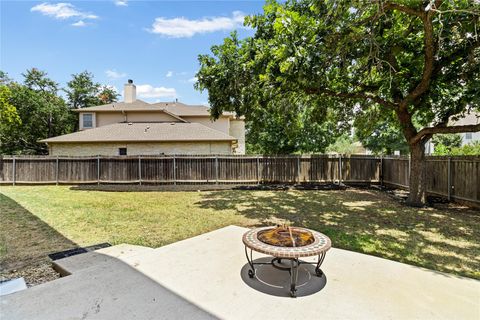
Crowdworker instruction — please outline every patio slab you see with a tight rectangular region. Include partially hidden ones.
[1,225,479,319]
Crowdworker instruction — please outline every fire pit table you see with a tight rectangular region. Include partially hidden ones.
[242,226,331,297]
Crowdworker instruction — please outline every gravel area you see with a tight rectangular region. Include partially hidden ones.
[1,261,60,287]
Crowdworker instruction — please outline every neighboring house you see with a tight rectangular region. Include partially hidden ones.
[41,80,245,156]
[453,111,480,146]
[425,111,480,154]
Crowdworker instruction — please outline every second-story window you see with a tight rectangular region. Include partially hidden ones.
[83,113,93,128]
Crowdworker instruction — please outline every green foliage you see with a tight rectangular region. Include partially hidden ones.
[245,95,342,154]
[0,70,74,154]
[64,71,102,109]
[0,69,120,154]
[0,86,21,129]
[434,141,480,156]
[431,134,462,152]
[196,0,479,154]
[325,135,359,155]
[354,107,409,155]
[98,85,120,104]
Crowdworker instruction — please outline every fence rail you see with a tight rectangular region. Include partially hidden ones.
[0,155,478,205]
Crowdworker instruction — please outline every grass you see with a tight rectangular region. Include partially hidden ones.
[0,185,479,279]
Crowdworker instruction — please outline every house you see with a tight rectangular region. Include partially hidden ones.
[453,111,480,146]
[41,80,245,156]
[425,111,480,154]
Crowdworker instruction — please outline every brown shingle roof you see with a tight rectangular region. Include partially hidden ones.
[74,100,234,117]
[40,122,237,143]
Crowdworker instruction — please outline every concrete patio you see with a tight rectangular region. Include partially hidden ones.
[1,225,479,319]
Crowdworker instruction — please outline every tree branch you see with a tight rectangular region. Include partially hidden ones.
[411,123,480,144]
[382,1,424,17]
[305,87,397,109]
[403,11,435,104]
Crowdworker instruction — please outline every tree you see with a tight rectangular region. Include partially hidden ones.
[325,135,359,155]
[0,69,73,154]
[245,95,342,154]
[98,85,120,104]
[354,108,409,155]
[0,85,21,139]
[196,0,480,206]
[64,71,101,109]
[431,133,462,154]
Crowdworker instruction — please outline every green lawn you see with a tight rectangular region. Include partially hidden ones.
[1,186,479,279]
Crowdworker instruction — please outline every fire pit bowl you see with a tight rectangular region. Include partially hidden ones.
[243,226,331,297]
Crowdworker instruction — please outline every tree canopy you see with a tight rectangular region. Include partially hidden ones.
[0,69,120,154]
[0,69,73,154]
[196,0,480,205]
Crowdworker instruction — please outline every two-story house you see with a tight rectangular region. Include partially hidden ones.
[41,80,245,156]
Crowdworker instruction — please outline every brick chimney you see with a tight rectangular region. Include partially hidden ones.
[124,79,136,103]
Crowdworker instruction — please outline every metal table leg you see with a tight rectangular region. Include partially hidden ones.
[315,252,326,277]
[245,246,255,278]
[245,247,327,298]
[290,258,299,298]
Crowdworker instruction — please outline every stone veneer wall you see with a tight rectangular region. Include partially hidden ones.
[49,141,233,156]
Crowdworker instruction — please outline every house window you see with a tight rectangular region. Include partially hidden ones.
[82,114,93,128]
[465,133,472,140]
[119,148,127,156]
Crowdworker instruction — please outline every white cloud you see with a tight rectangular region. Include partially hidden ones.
[188,77,197,83]
[31,3,99,21]
[166,71,173,77]
[114,0,128,6]
[71,20,86,27]
[149,11,245,38]
[136,84,177,98]
[106,69,127,79]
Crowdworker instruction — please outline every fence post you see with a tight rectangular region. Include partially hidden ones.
[97,155,100,185]
[12,156,16,186]
[173,155,176,185]
[55,156,59,186]
[408,155,411,184]
[138,156,142,185]
[297,156,301,184]
[447,157,451,201]
[256,156,260,184]
[338,154,342,185]
[215,155,219,184]
[379,156,383,186]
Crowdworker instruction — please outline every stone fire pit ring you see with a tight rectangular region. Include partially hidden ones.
[243,226,331,297]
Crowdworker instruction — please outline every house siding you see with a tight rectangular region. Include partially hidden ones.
[48,141,233,156]
[181,116,230,134]
[229,119,246,154]
[95,112,125,127]
[126,112,180,123]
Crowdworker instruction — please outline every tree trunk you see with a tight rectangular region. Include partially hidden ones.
[407,142,427,206]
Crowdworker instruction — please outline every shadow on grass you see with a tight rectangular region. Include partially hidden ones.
[195,189,480,279]
[0,193,78,271]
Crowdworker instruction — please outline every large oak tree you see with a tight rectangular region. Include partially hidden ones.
[196,0,480,206]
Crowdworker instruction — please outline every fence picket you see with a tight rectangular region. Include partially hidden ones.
[0,154,477,205]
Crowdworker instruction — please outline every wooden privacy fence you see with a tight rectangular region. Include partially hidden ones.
[0,154,379,185]
[0,155,478,204]
[382,155,479,204]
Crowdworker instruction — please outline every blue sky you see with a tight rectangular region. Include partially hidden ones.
[0,0,264,104]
